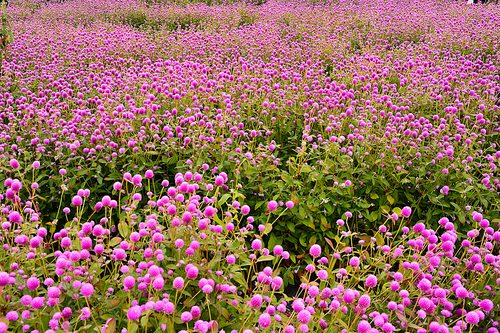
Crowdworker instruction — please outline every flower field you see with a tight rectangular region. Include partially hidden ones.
[0,0,499,332]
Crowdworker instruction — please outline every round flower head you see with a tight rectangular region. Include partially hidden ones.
[27,277,40,290]
[268,200,278,211]
[173,277,184,290]
[343,289,355,304]
[145,170,154,179]
[349,256,360,267]
[250,294,263,309]
[317,269,328,280]
[190,306,201,317]
[309,244,321,258]
[132,174,142,186]
[10,159,19,170]
[123,276,135,289]
[81,283,94,297]
[251,239,262,251]
[365,274,377,288]
[181,312,192,322]
[382,323,395,333]
[297,310,311,324]
[6,311,18,321]
[8,211,22,224]
[214,176,224,186]
[286,200,295,209]
[418,278,432,291]
[127,306,142,321]
[466,311,479,325]
[401,206,412,217]
[455,287,468,298]
[47,287,60,299]
[480,299,494,312]
[241,205,250,215]
[358,294,371,308]
[204,206,215,218]
[72,195,83,206]
[153,277,165,290]
[358,320,371,333]
[259,313,272,328]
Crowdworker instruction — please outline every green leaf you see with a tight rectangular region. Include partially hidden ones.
[140,314,149,327]
[232,272,247,287]
[109,237,122,248]
[218,193,231,207]
[166,318,175,333]
[257,255,275,262]
[337,318,349,329]
[387,194,394,205]
[268,233,278,249]
[129,323,139,333]
[300,165,312,173]
[103,318,116,333]
[263,223,272,235]
[375,233,385,246]
[118,222,129,238]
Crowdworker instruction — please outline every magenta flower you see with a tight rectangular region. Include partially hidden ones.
[401,206,412,217]
[173,277,184,290]
[10,159,19,169]
[127,306,142,321]
[259,313,272,328]
[81,283,94,297]
[297,310,311,324]
[268,200,278,211]
[181,312,192,322]
[309,244,321,258]
[251,239,262,251]
[123,276,135,289]
[358,320,371,333]
[72,195,83,206]
[365,274,377,288]
[465,311,479,325]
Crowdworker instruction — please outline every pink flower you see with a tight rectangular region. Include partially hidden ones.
[259,313,272,328]
[365,274,377,288]
[81,283,94,297]
[173,277,184,290]
[181,312,192,322]
[72,195,83,206]
[250,294,263,309]
[10,159,19,169]
[401,206,412,217]
[309,244,321,258]
[123,276,135,289]
[127,306,142,321]
[358,320,371,333]
[268,200,278,211]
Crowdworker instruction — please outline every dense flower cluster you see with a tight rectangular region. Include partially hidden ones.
[0,0,499,331]
[0,165,498,332]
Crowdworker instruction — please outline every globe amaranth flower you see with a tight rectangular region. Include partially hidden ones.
[365,274,377,288]
[267,200,278,211]
[127,306,142,321]
[259,313,272,328]
[309,244,321,258]
[465,311,480,325]
[358,320,371,333]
